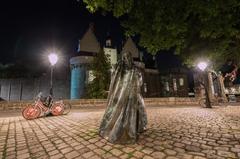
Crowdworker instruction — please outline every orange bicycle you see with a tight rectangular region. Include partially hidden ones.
[22,92,71,120]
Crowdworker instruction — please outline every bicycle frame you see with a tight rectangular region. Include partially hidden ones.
[34,99,50,115]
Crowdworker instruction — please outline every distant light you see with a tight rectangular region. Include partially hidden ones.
[231,88,236,93]
[197,62,208,71]
[48,53,58,66]
[225,88,229,94]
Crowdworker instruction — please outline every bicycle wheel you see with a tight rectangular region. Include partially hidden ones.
[22,105,41,120]
[51,104,64,116]
[199,98,206,107]
[63,102,72,115]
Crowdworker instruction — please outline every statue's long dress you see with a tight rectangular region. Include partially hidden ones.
[99,61,147,144]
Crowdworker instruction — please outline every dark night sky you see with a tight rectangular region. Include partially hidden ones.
[0,0,124,65]
[0,0,183,69]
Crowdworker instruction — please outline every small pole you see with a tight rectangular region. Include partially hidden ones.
[50,66,53,96]
[20,80,23,100]
[0,84,1,97]
[8,81,11,101]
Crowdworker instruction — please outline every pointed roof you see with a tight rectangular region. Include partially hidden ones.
[121,37,139,58]
[79,24,100,54]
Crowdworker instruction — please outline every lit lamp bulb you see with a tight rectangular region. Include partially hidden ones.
[48,53,58,66]
[197,62,208,71]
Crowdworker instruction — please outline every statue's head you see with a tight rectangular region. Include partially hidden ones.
[122,52,133,69]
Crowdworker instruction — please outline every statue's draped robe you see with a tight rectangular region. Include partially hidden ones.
[99,60,147,144]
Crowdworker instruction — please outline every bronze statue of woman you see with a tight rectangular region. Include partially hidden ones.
[99,51,147,144]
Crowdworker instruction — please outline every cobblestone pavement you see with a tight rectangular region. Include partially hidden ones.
[1,106,240,159]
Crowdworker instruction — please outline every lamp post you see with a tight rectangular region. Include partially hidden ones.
[48,53,58,96]
[197,62,212,108]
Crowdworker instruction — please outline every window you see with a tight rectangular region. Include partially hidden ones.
[106,39,111,47]
[88,70,95,83]
[164,82,170,91]
[144,83,147,93]
[173,78,177,91]
[179,78,184,86]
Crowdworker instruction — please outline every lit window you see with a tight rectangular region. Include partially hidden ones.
[144,83,147,92]
[88,70,95,83]
[179,78,184,86]
[173,79,177,91]
[165,82,169,91]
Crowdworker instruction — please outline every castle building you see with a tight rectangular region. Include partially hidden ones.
[70,24,190,99]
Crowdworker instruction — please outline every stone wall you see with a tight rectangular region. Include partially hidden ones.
[0,97,199,111]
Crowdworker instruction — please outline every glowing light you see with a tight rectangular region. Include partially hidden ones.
[197,62,208,71]
[48,53,58,66]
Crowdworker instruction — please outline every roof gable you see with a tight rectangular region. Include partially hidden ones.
[121,37,139,58]
[79,27,100,53]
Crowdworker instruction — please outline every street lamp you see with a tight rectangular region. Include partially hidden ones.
[48,53,58,96]
[197,61,212,108]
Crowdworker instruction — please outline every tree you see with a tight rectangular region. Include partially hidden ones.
[0,63,42,78]
[86,49,111,98]
[83,0,240,66]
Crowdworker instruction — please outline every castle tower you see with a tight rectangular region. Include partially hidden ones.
[103,33,117,67]
[121,37,145,68]
[70,24,100,99]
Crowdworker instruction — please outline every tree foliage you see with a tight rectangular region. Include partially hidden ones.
[0,63,42,78]
[86,49,111,98]
[83,0,240,66]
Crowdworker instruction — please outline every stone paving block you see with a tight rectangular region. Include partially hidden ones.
[87,144,98,150]
[142,155,154,159]
[95,141,105,147]
[5,154,16,159]
[82,151,95,158]
[78,147,91,154]
[231,147,240,153]
[174,142,185,148]
[164,149,177,155]
[60,147,74,154]
[193,156,207,159]
[119,154,129,159]
[151,152,166,159]
[122,147,135,153]
[45,146,56,152]
[174,147,186,153]
[133,151,144,158]
[217,150,236,158]
[31,151,48,158]
[181,154,193,159]
[165,157,180,159]
[65,150,80,159]
[110,148,123,156]
[74,144,85,150]
[57,143,69,150]
[185,145,201,152]
[101,152,113,158]
[93,148,106,155]
[17,153,30,159]
[50,153,64,159]
[89,155,101,159]
[48,150,60,156]
[103,145,112,151]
